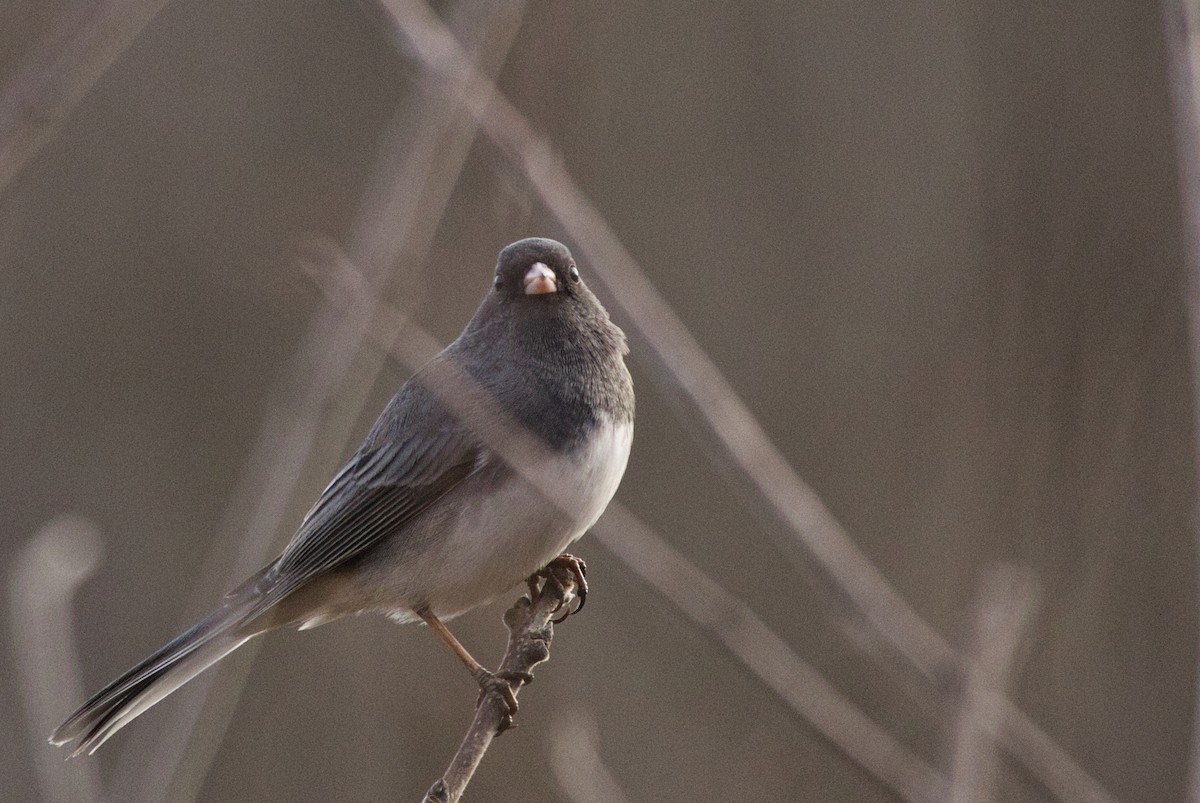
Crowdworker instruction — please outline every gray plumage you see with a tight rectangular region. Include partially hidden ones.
[51,237,634,755]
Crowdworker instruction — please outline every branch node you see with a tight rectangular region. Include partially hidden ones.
[423,779,449,803]
[421,562,582,802]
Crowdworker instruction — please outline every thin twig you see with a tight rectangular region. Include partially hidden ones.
[0,0,172,193]
[550,711,633,803]
[369,4,1118,800]
[594,504,948,803]
[373,0,952,680]
[422,566,580,803]
[949,566,1039,803]
[9,516,106,803]
[1161,2,1200,801]
[316,254,948,803]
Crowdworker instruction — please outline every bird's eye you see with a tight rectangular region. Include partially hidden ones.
[494,275,503,290]
[568,265,580,283]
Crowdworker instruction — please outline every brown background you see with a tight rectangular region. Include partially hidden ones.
[1,2,1193,801]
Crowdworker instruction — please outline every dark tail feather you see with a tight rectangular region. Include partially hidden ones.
[50,573,270,756]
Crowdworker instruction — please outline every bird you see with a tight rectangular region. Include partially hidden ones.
[50,237,634,756]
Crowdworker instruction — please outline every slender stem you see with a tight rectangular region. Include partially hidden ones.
[10,517,106,803]
[949,566,1038,803]
[422,569,576,803]
[1161,3,1200,801]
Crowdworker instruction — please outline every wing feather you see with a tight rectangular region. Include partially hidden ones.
[257,381,483,607]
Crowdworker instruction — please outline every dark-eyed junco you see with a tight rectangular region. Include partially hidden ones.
[51,237,634,755]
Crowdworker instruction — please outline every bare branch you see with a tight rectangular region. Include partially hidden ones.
[422,567,580,803]
[594,504,948,803]
[369,3,1118,800]
[9,516,105,803]
[551,711,633,803]
[1160,3,1200,801]
[997,706,1119,803]
[375,0,953,679]
[950,566,1039,803]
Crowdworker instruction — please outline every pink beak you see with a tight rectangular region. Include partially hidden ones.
[523,263,559,295]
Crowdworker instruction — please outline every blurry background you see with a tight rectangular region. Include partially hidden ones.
[1,1,1194,801]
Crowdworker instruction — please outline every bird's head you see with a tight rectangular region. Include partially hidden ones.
[491,237,583,301]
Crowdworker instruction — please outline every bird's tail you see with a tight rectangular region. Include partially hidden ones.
[50,570,271,756]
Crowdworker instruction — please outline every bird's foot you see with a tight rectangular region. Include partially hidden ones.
[473,668,533,733]
[526,553,588,623]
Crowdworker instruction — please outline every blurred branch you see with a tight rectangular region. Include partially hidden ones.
[370,2,1118,801]
[375,0,950,680]
[9,516,105,803]
[949,566,1038,803]
[0,0,171,193]
[551,711,633,803]
[422,567,580,803]
[120,3,530,801]
[594,504,947,803]
[315,251,948,803]
[1162,3,1200,802]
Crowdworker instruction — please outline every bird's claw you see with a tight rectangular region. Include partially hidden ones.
[473,669,532,734]
[528,553,588,623]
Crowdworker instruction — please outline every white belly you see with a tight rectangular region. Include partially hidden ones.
[360,417,632,620]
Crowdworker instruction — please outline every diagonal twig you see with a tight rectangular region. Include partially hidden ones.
[368,3,1118,800]
[1160,2,1200,800]
[594,503,948,803]
[949,566,1039,803]
[374,0,945,681]
[375,0,951,682]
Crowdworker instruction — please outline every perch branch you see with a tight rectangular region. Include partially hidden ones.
[423,566,581,803]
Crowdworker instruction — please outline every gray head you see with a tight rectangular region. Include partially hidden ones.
[458,237,626,359]
[492,237,582,299]
[448,236,634,446]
